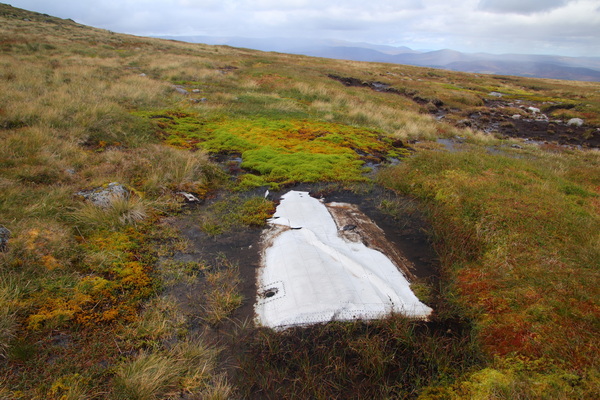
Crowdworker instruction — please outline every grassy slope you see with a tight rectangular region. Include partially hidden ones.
[1,3,599,399]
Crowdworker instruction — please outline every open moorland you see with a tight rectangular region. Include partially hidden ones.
[1,3,599,399]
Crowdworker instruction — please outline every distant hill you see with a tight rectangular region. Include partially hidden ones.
[160,35,600,82]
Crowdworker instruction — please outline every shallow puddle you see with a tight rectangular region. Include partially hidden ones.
[255,190,432,330]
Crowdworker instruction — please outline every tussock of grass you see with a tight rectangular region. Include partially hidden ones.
[47,373,92,400]
[70,195,149,231]
[0,278,19,359]
[129,145,224,197]
[127,295,187,346]
[194,195,275,236]
[113,339,222,400]
[202,259,244,325]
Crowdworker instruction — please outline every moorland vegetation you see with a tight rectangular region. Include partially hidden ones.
[1,3,599,399]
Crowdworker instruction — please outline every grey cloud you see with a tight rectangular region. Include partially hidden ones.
[6,0,599,57]
[478,0,571,15]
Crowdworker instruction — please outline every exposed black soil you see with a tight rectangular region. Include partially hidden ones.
[328,74,600,148]
[328,74,443,107]
[464,99,600,148]
[167,216,263,323]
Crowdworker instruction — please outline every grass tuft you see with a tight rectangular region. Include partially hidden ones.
[0,277,19,359]
[113,339,221,400]
[202,258,244,325]
[70,195,149,232]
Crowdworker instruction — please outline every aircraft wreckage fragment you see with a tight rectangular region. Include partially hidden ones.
[255,190,432,330]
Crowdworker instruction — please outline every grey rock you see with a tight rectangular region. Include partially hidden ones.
[567,118,584,127]
[192,89,201,93]
[512,114,522,120]
[489,92,504,97]
[0,226,10,252]
[77,182,129,207]
[173,86,188,95]
[139,73,147,77]
[528,107,540,114]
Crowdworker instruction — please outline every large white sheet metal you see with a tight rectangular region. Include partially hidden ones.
[255,190,432,329]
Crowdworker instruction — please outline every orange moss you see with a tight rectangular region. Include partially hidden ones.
[26,228,155,331]
[42,255,61,270]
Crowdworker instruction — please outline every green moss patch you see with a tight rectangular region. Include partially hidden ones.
[140,111,407,188]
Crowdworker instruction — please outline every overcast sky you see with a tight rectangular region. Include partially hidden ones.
[7,0,600,57]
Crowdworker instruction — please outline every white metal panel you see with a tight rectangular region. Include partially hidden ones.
[255,190,432,330]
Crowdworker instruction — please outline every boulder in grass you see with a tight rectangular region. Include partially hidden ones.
[567,118,584,127]
[76,182,130,208]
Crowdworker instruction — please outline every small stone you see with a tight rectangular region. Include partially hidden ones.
[173,86,188,95]
[528,107,540,114]
[489,92,504,97]
[567,118,584,127]
[512,114,522,120]
[0,226,11,252]
[139,73,147,77]
[511,144,522,149]
[192,89,201,93]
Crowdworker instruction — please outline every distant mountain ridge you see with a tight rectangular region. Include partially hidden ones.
[159,35,600,82]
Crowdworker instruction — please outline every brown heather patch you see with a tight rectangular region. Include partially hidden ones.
[378,148,600,396]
